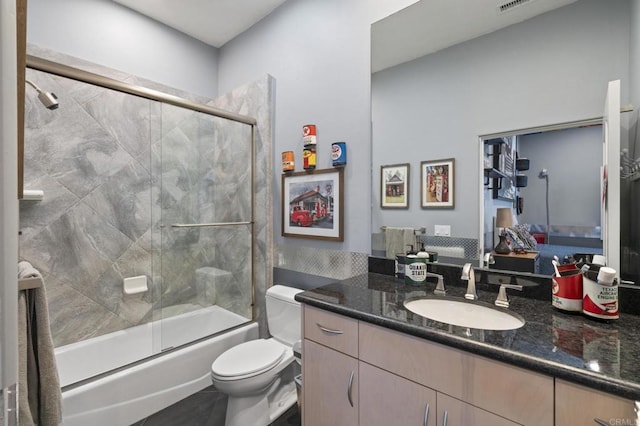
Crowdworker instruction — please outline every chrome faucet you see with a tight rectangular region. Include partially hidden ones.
[428,272,447,296]
[495,284,523,308]
[461,263,478,300]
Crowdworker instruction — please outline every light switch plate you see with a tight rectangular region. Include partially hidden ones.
[434,225,451,237]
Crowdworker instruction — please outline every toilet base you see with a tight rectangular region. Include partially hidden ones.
[223,368,297,426]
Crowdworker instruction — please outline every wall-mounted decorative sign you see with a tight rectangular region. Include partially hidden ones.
[380,163,410,209]
[420,158,455,209]
[282,168,344,241]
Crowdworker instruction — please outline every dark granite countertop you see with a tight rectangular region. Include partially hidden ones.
[295,272,640,401]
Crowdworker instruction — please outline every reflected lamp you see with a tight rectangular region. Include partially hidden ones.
[494,207,513,254]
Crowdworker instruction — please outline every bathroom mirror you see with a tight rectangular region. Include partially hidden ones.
[370,0,637,283]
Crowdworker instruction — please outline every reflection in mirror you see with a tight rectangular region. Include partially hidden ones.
[370,0,638,284]
[482,122,604,277]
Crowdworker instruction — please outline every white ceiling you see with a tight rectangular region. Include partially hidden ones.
[111,0,290,47]
[112,0,578,72]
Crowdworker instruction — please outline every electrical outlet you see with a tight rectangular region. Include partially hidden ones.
[434,225,451,237]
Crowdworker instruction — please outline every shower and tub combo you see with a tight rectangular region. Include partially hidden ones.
[20,53,268,425]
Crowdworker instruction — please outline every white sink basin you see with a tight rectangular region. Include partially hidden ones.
[403,298,525,331]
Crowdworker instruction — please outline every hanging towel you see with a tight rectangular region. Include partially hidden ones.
[18,261,62,426]
[384,227,415,258]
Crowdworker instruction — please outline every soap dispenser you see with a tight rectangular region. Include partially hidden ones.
[417,244,430,261]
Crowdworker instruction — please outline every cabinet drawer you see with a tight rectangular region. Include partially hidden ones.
[555,379,637,425]
[303,305,358,357]
[359,321,553,425]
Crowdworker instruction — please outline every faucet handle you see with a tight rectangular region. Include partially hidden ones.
[461,263,478,300]
[495,284,523,308]
[432,273,447,296]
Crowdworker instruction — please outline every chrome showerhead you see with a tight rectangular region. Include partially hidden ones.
[25,79,59,110]
[538,169,548,179]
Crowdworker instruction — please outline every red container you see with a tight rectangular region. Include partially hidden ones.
[552,268,582,312]
[303,124,317,146]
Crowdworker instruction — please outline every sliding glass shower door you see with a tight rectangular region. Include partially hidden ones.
[155,103,254,350]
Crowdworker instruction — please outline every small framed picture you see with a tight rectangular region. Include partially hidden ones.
[421,158,454,209]
[281,168,344,241]
[380,163,410,209]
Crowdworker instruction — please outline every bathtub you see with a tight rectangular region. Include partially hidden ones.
[56,305,258,426]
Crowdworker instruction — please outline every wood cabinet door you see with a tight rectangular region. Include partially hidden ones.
[359,361,436,426]
[437,393,518,426]
[303,339,358,426]
[556,379,637,425]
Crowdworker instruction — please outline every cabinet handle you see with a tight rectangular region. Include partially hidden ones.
[423,403,430,426]
[316,323,344,335]
[442,410,448,426]
[347,370,355,407]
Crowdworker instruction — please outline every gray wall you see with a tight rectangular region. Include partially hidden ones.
[26,0,417,264]
[518,126,602,229]
[218,0,415,255]
[27,0,219,99]
[371,0,630,241]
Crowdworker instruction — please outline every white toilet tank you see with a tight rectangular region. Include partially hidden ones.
[266,285,304,346]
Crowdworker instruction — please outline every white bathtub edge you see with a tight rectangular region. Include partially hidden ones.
[61,322,258,426]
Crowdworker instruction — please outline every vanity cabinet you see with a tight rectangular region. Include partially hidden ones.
[302,304,636,426]
[358,321,553,426]
[303,340,358,426]
[555,379,637,425]
[302,306,359,426]
[359,361,436,425]
[359,361,516,426]
[302,305,553,426]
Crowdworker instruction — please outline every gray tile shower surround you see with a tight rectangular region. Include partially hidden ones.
[296,271,640,402]
[20,44,274,346]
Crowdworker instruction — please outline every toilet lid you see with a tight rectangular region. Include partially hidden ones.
[212,339,285,378]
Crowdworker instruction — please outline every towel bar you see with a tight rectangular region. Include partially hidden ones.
[18,277,43,291]
[381,226,425,234]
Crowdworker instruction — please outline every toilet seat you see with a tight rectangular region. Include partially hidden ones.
[212,339,286,381]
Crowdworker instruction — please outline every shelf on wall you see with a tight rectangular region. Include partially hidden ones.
[484,167,510,188]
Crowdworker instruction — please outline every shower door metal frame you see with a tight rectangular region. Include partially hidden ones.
[25,54,259,322]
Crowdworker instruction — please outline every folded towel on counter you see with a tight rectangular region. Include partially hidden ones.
[18,261,62,426]
[384,227,416,258]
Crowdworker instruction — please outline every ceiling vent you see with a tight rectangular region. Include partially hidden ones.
[498,0,535,13]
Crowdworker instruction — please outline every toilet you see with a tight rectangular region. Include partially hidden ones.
[211,285,303,426]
